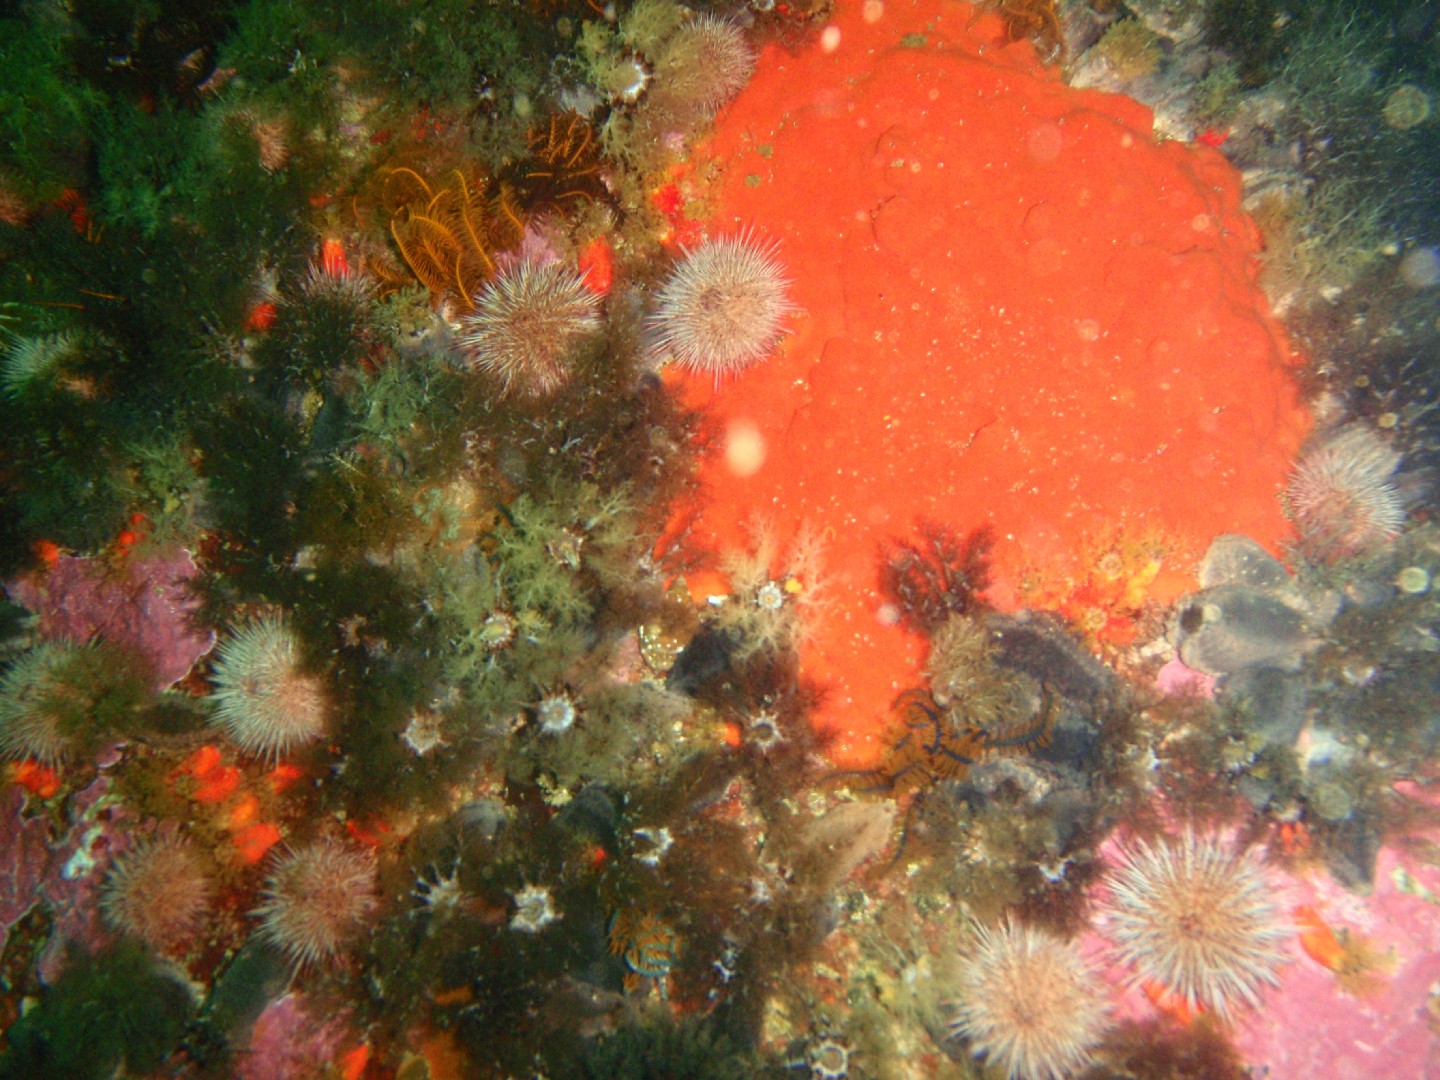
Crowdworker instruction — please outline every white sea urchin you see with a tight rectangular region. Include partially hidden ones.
[460,260,600,397]
[1099,831,1288,1021]
[649,233,792,381]
[209,615,328,760]
[1285,424,1406,560]
[253,839,378,968]
[945,919,1108,1080]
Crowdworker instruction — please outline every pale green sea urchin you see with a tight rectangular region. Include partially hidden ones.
[209,615,328,759]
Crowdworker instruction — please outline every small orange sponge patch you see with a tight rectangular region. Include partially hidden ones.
[668,0,1308,766]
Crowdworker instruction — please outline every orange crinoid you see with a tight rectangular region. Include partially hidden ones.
[503,112,607,213]
[383,167,524,311]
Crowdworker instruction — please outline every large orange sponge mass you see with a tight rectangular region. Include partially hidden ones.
[667,0,1308,766]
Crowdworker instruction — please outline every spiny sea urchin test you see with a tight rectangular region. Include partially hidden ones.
[653,14,756,118]
[208,615,328,760]
[649,233,793,381]
[253,838,378,969]
[459,260,601,397]
[1098,831,1289,1021]
[0,642,93,765]
[297,249,376,310]
[1285,423,1407,561]
[945,919,1109,1080]
[101,836,213,952]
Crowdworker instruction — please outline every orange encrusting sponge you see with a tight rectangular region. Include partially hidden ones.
[664,0,1308,767]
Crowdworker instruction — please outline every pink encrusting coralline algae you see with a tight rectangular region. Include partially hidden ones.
[6,550,215,692]
[0,786,51,950]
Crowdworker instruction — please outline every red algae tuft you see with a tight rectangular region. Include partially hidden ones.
[666,0,1309,765]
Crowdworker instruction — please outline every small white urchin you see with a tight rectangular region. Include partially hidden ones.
[1098,831,1288,1021]
[209,615,327,760]
[253,839,378,969]
[649,233,792,381]
[656,15,756,116]
[101,836,213,951]
[945,919,1108,1080]
[459,260,600,397]
[1285,424,1406,560]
